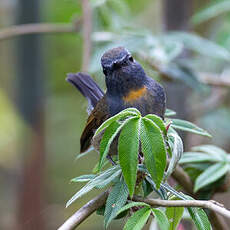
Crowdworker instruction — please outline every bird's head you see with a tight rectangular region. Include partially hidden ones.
[101,47,147,96]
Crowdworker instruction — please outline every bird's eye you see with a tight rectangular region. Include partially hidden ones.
[129,56,134,62]
[113,61,120,69]
[103,68,107,76]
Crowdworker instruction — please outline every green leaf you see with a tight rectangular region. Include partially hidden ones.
[66,166,120,207]
[90,0,108,8]
[166,206,184,230]
[140,118,167,189]
[161,189,211,230]
[104,178,129,228]
[227,155,230,163]
[186,162,212,172]
[166,192,212,230]
[97,205,128,219]
[92,159,110,174]
[98,120,121,170]
[161,183,185,200]
[192,145,227,161]
[179,195,211,230]
[167,128,179,158]
[109,0,130,17]
[116,202,150,217]
[194,162,229,192]
[118,117,140,197]
[71,174,96,183]
[145,114,167,135]
[151,208,170,230]
[124,207,151,230]
[146,176,168,200]
[165,109,176,117]
[142,179,153,197]
[171,119,211,137]
[75,149,93,160]
[165,32,230,61]
[167,126,178,136]
[95,108,140,135]
[188,207,212,230]
[158,63,202,90]
[166,132,183,178]
[94,168,122,189]
[96,205,105,216]
[179,152,220,164]
[192,1,230,25]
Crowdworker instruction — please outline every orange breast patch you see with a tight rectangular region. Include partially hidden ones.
[123,86,147,103]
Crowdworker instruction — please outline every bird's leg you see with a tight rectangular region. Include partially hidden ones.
[138,153,144,164]
[106,155,117,165]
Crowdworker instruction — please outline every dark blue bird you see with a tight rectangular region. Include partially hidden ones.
[67,47,166,153]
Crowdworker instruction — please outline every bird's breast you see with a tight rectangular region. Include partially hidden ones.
[123,86,147,103]
[106,82,165,118]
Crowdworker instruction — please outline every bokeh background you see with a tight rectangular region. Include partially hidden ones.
[0,0,230,229]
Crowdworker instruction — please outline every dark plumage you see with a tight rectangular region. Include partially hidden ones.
[66,72,104,114]
[66,47,166,153]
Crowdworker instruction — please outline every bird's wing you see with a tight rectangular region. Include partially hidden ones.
[80,96,110,153]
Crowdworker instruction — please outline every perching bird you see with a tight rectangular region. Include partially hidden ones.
[66,47,166,154]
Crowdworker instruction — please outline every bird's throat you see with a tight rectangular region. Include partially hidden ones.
[123,86,147,103]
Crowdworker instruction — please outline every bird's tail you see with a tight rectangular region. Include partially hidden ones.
[66,72,104,114]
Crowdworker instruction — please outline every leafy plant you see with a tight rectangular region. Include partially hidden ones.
[67,165,121,207]
[165,202,184,230]
[180,145,230,192]
[170,118,212,137]
[161,184,212,230]
[67,108,217,229]
[116,202,169,230]
[192,0,230,25]
[91,27,230,89]
[96,108,167,196]
[104,177,129,228]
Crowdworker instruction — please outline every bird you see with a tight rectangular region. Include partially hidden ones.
[66,46,166,155]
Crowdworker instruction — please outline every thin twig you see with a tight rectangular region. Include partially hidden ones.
[133,196,230,219]
[199,72,230,88]
[138,53,230,88]
[58,190,109,230]
[189,87,227,119]
[81,0,92,71]
[0,21,81,41]
[58,187,230,230]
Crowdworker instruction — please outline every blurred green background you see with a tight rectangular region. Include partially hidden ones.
[0,0,230,229]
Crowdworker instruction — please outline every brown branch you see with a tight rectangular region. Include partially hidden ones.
[58,187,230,230]
[199,72,230,88]
[81,0,92,71]
[0,20,81,41]
[57,165,229,230]
[133,196,230,219]
[58,190,109,230]
[188,87,228,120]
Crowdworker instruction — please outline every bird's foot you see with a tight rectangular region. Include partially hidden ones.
[106,155,117,165]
